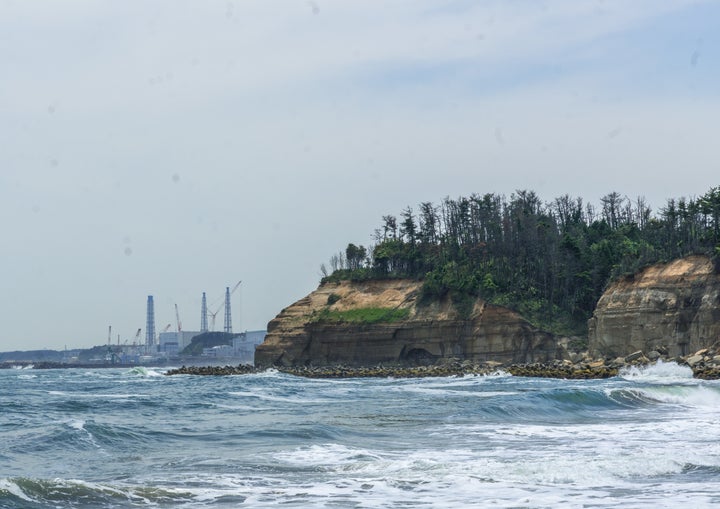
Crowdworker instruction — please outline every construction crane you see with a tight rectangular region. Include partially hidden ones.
[207,280,241,331]
[123,328,142,346]
[175,304,183,332]
[161,323,172,333]
[207,308,220,332]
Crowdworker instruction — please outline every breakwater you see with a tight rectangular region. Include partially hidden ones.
[163,354,720,379]
[165,364,257,376]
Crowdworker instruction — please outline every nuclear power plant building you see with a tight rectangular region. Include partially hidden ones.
[158,331,202,355]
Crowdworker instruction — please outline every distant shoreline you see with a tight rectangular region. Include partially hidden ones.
[0,361,159,370]
[0,359,250,370]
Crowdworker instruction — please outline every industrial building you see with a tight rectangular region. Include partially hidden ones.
[201,330,267,363]
[158,330,202,355]
[133,283,265,363]
[233,330,267,361]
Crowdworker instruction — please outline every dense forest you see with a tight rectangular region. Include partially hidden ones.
[321,186,720,337]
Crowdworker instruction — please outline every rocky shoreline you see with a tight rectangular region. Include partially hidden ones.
[164,345,720,379]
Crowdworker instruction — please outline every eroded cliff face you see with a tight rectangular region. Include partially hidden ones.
[254,279,559,367]
[588,255,720,358]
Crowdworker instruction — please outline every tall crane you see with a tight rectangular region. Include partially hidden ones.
[207,308,221,332]
[175,304,183,332]
[207,280,241,331]
[123,328,142,346]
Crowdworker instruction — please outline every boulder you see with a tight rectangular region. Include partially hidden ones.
[625,350,646,363]
[647,351,661,361]
[484,360,504,369]
[686,354,704,367]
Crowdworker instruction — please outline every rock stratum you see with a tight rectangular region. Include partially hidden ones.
[254,279,559,368]
[255,255,720,372]
[589,255,720,358]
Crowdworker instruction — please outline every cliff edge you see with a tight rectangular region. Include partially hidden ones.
[254,279,559,368]
[589,255,720,358]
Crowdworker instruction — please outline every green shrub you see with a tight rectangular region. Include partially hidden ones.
[310,307,410,324]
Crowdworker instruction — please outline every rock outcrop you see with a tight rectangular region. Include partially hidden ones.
[588,255,720,358]
[254,279,559,368]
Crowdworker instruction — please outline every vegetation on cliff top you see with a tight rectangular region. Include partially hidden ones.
[310,307,411,325]
[181,332,238,356]
[321,186,720,335]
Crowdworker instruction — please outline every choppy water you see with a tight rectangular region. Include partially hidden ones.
[1,362,720,508]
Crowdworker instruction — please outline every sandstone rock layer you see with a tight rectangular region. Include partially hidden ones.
[254,279,558,367]
[588,255,720,358]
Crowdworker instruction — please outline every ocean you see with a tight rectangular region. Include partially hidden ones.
[1,362,719,508]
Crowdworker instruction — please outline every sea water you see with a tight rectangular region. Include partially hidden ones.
[1,361,719,508]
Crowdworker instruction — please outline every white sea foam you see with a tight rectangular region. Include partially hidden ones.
[260,448,623,508]
[620,360,694,383]
[67,419,85,431]
[381,373,514,397]
[274,443,382,468]
[138,467,720,509]
[214,403,272,411]
[64,419,107,452]
[228,390,330,404]
[624,385,720,408]
[388,385,518,398]
[49,390,148,399]
[20,473,720,509]
[125,366,165,378]
[269,435,720,498]
[484,369,512,378]
[252,368,287,379]
[0,479,35,502]
[26,437,717,509]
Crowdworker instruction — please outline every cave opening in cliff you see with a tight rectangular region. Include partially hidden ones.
[401,348,436,366]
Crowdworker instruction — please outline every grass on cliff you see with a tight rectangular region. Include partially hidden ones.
[310,307,410,324]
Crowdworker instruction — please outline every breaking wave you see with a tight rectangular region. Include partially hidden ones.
[0,477,196,508]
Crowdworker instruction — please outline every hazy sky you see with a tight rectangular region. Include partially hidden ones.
[1,0,718,351]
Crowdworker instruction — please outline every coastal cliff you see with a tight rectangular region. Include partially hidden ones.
[254,279,559,368]
[588,255,720,358]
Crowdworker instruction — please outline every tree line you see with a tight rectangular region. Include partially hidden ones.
[321,186,720,336]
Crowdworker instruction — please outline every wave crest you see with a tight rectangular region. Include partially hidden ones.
[0,477,195,506]
[619,360,694,383]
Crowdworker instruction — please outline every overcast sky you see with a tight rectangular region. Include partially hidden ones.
[1,0,718,351]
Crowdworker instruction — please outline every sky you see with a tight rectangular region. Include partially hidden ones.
[1,0,718,351]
